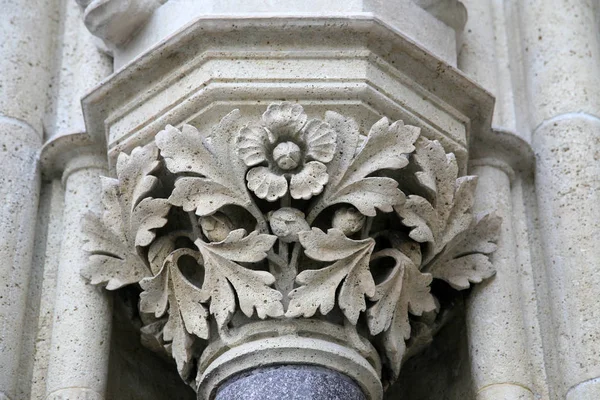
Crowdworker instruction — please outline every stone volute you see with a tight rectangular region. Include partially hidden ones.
[80,4,502,399]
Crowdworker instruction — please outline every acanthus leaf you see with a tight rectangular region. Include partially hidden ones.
[156,112,253,216]
[425,212,501,290]
[310,116,418,221]
[396,138,477,264]
[287,228,376,324]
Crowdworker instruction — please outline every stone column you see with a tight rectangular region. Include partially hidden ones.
[215,366,366,400]
[0,1,57,398]
[519,0,600,398]
[459,2,535,397]
[467,162,534,400]
[44,151,112,400]
[39,1,113,397]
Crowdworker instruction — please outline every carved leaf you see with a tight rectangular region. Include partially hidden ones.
[169,177,250,217]
[83,145,170,290]
[147,235,177,275]
[287,228,376,324]
[139,248,210,340]
[156,111,253,216]
[367,249,436,378]
[312,114,419,219]
[139,264,169,318]
[396,138,477,263]
[131,197,172,247]
[171,254,210,340]
[194,230,282,328]
[425,212,501,290]
[163,299,195,380]
[115,145,163,214]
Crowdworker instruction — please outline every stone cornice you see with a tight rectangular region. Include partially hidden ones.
[81,16,493,169]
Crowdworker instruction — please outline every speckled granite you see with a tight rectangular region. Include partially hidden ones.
[215,365,366,400]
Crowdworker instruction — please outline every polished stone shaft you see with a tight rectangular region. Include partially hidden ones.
[215,365,366,400]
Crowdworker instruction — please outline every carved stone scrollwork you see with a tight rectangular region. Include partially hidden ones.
[83,102,501,398]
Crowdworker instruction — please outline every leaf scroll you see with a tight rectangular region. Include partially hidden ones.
[139,248,210,339]
[163,299,195,379]
[307,114,420,220]
[83,145,170,289]
[366,249,436,378]
[286,228,376,324]
[396,138,477,264]
[425,212,501,289]
[194,229,282,328]
[156,112,254,217]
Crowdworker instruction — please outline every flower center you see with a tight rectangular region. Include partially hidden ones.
[272,141,302,170]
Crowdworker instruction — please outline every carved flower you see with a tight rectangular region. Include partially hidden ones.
[237,102,336,201]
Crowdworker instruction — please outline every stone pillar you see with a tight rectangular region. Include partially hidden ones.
[0,1,57,398]
[44,152,112,400]
[467,162,534,400]
[519,0,600,398]
[459,0,524,134]
[459,2,535,397]
[45,0,112,141]
[215,366,366,400]
[39,2,113,397]
[458,0,498,96]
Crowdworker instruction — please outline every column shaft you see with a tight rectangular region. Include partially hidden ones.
[215,366,366,400]
[466,165,534,400]
[519,0,600,398]
[44,153,112,400]
[0,1,57,398]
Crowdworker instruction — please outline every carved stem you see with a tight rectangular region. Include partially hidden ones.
[279,193,291,261]
[248,204,269,234]
[360,217,374,240]
[188,211,203,241]
[286,243,302,289]
[306,202,325,225]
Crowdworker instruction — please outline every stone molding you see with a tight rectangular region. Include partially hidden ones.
[80,16,494,169]
[82,102,500,398]
[40,132,107,182]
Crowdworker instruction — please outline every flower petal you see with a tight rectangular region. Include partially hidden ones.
[290,161,329,200]
[237,125,268,166]
[262,102,307,140]
[304,119,337,163]
[247,166,288,201]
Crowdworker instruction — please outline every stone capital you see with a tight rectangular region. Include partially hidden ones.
[78,9,502,399]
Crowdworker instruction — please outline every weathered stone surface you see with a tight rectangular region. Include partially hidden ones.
[4,1,597,399]
[82,102,500,398]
